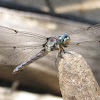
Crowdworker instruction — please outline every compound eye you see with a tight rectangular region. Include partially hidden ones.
[58,36,63,42]
[63,35,70,47]
[58,36,62,40]
[65,35,70,39]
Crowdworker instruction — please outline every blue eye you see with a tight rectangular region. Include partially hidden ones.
[57,36,63,42]
[57,34,70,47]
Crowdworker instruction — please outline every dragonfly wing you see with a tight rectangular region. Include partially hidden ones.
[68,24,100,56]
[12,48,46,74]
[0,45,44,65]
[69,24,100,43]
[0,26,47,44]
[66,24,100,70]
[0,26,47,65]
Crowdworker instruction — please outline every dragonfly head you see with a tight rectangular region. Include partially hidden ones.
[57,34,70,48]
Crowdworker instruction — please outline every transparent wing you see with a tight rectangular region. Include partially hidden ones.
[0,26,47,65]
[0,45,44,65]
[69,24,100,43]
[0,26,47,44]
[66,24,100,69]
[68,24,100,55]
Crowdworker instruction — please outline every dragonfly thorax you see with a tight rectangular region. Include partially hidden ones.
[44,37,59,52]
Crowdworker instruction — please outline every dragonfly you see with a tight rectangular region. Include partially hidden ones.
[0,24,100,74]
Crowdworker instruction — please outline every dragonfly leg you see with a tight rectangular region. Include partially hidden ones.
[55,51,59,77]
[55,48,62,77]
[55,48,73,77]
[61,47,72,55]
